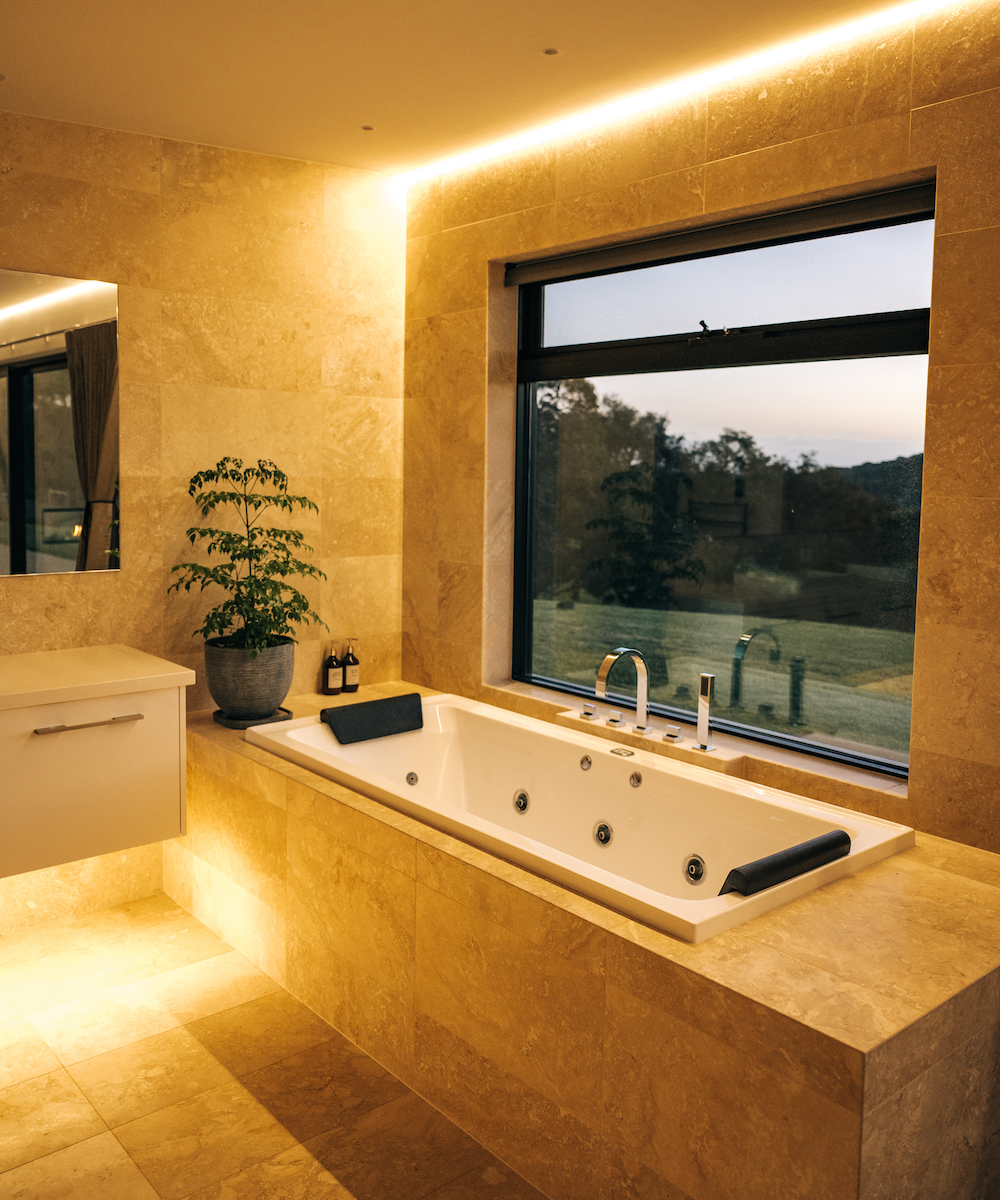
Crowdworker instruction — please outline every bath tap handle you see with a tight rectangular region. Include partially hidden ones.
[694,673,715,752]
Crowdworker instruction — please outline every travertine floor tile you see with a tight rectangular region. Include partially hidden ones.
[114,1078,297,1200]
[239,1028,410,1141]
[0,1018,61,1089]
[0,914,230,1022]
[179,1142,353,1198]
[0,1130,158,1199]
[0,1070,105,1172]
[102,914,232,978]
[304,1091,491,1200]
[423,1159,550,1199]
[67,1026,235,1127]
[0,895,185,974]
[30,981,180,1064]
[186,990,336,1077]
[144,949,281,1023]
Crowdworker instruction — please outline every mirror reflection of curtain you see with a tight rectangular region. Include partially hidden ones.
[65,320,119,571]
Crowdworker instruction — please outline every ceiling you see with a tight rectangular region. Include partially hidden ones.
[1,0,894,175]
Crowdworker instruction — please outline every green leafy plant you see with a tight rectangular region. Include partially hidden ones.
[169,458,327,655]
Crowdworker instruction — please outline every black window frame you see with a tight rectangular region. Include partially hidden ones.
[511,184,935,780]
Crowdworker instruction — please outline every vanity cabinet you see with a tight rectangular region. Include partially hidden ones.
[0,645,196,879]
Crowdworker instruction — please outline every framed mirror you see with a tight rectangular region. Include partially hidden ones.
[0,270,119,575]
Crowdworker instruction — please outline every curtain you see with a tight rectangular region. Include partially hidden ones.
[66,320,119,571]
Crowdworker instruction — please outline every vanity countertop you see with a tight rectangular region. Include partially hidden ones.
[0,644,196,710]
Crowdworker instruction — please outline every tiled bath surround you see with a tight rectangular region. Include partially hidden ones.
[401,0,1000,854]
[162,686,1000,1200]
[0,114,405,709]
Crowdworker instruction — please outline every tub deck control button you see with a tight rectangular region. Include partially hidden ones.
[610,747,634,757]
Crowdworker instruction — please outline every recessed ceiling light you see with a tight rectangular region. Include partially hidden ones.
[361,125,374,131]
[543,48,559,55]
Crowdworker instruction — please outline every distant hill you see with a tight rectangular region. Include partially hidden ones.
[837,453,923,512]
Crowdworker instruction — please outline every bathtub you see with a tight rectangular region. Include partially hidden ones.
[247,693,914,942]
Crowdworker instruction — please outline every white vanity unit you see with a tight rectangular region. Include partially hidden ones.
[0,645,196,879]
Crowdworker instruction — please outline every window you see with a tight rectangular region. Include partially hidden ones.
[512,187,935,776]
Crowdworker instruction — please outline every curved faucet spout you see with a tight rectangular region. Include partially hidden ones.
[596,647,650,733]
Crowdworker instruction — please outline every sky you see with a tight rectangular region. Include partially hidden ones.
[543,220,934,467]
[588,356,928,467]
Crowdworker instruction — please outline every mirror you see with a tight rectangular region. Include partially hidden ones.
[0,270,119,574]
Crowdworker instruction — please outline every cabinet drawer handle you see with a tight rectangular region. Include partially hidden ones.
[33,713,145,736]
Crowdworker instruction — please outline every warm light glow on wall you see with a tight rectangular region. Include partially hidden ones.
[395,0,958,190]
[0,280,113,325]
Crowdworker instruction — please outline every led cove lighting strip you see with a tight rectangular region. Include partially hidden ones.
[395,0,955,188]
[0,279,111,325]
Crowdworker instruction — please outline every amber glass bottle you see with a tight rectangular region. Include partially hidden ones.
[342,640,360,693]
[322,646,343,695]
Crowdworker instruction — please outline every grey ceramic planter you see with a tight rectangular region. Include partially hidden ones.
[203,637,295,719]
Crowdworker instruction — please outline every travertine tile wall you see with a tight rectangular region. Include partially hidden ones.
[0,844,162,936]
[0,112,405,709]
[402,0,1000,853]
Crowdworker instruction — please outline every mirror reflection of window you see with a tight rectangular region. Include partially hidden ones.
[0,373,8,574]
[0,270,118,575]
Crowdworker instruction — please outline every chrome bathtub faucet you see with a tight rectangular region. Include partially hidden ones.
[596,647,651,735]
[695,672,716,752]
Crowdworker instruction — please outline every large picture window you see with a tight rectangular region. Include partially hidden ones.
[512,187,935,775]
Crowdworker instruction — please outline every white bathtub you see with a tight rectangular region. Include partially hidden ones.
[248,693,914,942]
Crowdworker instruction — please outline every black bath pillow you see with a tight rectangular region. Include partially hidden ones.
[719,829,851,896]
[321,693,423,744]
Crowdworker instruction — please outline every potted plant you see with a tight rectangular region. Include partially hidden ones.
[169,457,327,727]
